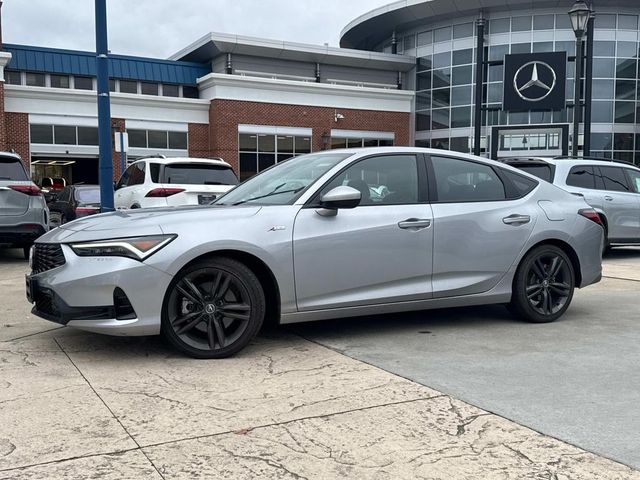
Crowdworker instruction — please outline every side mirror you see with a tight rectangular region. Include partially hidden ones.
[316,185,361,217]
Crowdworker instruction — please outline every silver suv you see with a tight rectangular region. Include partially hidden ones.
[0,152,49,257]
[502,157,640,250]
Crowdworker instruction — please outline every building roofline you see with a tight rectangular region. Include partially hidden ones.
[169,32,415,71]
[339,0,640,50]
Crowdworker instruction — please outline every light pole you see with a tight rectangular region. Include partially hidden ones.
[568,0,592,157]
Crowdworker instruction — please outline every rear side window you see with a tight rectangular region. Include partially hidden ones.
[75,188,100,204]
[500,169,538,197]
[161,164,239,186]
[566,166,596,189]
[0,157,28,181]
[432,156,506,202]
[598,166,631,192]
[150,163,161,183]
[510,164,554,182]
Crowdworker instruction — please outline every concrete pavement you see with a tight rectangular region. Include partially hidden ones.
[1,247,639,479]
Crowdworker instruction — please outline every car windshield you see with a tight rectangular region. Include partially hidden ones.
[0,157,27,181]
[162,164,239,186]
[215,153,352,206]
[75,187,100,205]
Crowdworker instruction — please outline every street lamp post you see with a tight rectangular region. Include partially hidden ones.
[568,0,592,157]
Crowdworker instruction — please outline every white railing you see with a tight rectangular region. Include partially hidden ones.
[326,78,398,89]
[234,69,316,82]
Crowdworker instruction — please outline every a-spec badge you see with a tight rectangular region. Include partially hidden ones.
[269,226,286,232]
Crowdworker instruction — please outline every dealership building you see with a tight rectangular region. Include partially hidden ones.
[0,0,638,184]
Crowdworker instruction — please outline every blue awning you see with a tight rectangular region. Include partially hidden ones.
[4,44,211,85]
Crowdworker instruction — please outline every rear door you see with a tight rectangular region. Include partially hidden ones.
[0,155,31,217]
[597,165,639,241]
[159,163,239,205]
[428,155,537,298]
[622,168,640,240]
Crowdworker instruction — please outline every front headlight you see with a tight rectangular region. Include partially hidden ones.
[69,234,177,261]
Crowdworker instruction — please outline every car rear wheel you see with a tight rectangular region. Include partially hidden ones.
[161,257,265,358]
[509,245,575,323]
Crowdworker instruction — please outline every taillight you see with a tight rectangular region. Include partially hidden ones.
[9,185,42,196]
[75,206,100,215]
[578,208,603,227]
[145,188,185,198]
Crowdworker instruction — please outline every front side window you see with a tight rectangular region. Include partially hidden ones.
[598,166,631,192]
[432,156,506,202]
[625,169,640,193]
[216,153,351,206]
[566,166,596,189]
[318,155,419,206]
[117,164,135,189]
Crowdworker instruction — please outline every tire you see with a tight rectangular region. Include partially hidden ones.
[23,246,31,261]
[60,215,68,225]
[161,257,265,359]
[509,245,575,324]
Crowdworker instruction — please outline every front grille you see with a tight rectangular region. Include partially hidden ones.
[32,243,66,274]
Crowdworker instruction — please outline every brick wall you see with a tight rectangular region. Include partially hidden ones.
[209,100,411,172]
[5,111,29,168]
[0,83,6,151]
[188,123,210,158]
[111,118,125,180]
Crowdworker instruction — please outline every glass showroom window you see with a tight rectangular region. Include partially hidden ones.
[127,129,188,150]
[238,133,312,181]
[330,137,394,149]
[29,124,99,146]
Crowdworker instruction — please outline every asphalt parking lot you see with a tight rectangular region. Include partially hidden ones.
[1,247,639,478]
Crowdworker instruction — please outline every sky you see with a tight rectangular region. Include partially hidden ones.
[2,0,392,58]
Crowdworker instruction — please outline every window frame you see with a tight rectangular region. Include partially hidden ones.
[304,152,429,208]
[425,154,533,203]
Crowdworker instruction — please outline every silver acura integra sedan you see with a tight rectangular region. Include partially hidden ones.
[26,148,603,358]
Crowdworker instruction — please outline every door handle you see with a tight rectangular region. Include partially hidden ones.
[503,214,531,226]
[398,218,431,230]
[604,196,613,201]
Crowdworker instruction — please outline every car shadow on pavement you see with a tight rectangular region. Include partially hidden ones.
[605,246,640,259]
[287,304,517,342]
[0,247,27,263]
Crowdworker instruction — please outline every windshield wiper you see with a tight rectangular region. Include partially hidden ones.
[232,183,304,206]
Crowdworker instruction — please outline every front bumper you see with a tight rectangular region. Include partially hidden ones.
[27,244,173,336]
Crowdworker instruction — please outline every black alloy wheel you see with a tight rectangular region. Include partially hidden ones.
[162,257,265,358]
[509,245,575,323]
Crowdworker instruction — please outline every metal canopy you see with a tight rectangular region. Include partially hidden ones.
[170,32,416,72]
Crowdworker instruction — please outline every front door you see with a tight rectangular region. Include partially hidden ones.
[293,154,433,311]
[597,165,640,241]
[428,155,537,297]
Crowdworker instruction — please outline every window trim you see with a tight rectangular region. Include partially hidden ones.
[304,152,429,208]
[426,154,534,204]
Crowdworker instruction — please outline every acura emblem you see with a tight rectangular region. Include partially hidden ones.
[513,61,557,102]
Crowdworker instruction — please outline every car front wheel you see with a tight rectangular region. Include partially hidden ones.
[509,245,575,323]
[161,257,265,358]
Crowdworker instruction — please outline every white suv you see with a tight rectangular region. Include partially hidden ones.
[114,157,238,209]
[502,157,640,250]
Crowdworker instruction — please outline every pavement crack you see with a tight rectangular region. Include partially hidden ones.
[217,445,310,480]
[52,338,166,480]
[5,326,64,342]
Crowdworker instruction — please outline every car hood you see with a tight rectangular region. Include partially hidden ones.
[38,205,262,243]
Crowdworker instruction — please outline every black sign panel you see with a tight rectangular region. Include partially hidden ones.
[503,52,567,111]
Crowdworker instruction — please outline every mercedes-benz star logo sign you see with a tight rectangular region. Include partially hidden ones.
[513,61,557,102]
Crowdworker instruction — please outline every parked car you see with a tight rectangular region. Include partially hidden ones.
[500,156,640,251]
[114,156,238,209]
[26,148,603,358]
[0,152,48,258]
[48,184,101,227]
[40,177,67,203]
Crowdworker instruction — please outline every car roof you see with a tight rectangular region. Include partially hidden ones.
[134,156,232,168]
[501,156,639,170]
